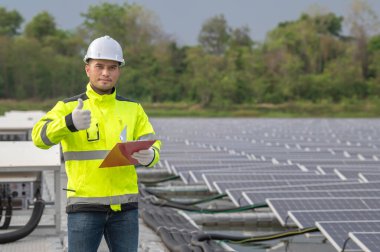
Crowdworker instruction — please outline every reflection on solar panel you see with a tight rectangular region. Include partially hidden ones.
[289,209,380,229]
[316,221,380,252]
[349,232,380,252]
[243,190,380,205]
[266,198,380,226]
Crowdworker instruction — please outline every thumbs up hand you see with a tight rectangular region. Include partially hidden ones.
[72,99,91,130]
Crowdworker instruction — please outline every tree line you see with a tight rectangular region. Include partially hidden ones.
[0,0,380,107]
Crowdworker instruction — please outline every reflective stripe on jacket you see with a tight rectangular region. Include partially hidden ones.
[32,84,161,208]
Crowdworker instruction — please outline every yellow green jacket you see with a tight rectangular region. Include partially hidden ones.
[32,84,161,208]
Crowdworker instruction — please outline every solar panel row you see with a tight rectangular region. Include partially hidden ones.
[154,118,380,251]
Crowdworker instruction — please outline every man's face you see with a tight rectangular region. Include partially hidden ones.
[85,59,121,94]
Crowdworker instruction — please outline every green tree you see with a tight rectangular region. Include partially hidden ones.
[80,3,126,43]
[80,3,165,49]
[198,14,230,55]
[229,25,254,49]
[24,11,57,40]
[185,47,226,106]
[346,0,380,79]
[368,35,380,95]
[0,7,23,36]
[0,36,13,97]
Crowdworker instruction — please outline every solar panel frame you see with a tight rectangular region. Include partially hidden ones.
[167,162,268,181]
[231,181,380,196]
[202,173,340,191]
[359,173,380,182]
[243,189,380,205]
[317,164,380,175]
[225,180,361,207]
[266,197,380,227]
[288,209,380,229]
[165,158,256,173]
[189,164,307,183]
[316,221,380,252]
[349,232,380,252]
[307,160,380,170]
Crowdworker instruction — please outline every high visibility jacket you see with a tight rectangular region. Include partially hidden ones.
[32,84,161,209]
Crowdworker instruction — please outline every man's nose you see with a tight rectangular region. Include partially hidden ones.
[102,68,110,76]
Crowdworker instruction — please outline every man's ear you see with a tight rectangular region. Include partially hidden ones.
[85,64,90,77]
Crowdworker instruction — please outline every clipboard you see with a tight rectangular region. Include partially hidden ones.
[99,140,156,168]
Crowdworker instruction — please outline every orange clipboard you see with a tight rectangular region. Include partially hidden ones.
[99,140,156,168]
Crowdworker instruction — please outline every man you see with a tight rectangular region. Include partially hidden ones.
[32,35,161,252]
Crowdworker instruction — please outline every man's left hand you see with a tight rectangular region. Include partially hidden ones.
[131,148,155,166]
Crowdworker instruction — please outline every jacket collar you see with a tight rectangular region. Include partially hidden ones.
[86,83,116,102]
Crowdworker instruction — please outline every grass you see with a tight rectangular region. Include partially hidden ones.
[1,99,380,118]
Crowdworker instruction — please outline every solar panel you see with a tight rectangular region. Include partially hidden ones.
[172,162,267,174]
[288,209,380,229]
[329,190,380,198]
[266,198,380,226]
[250,181,380,193]
[243,191,330,205]
[216,178,351,194]
[168,162,269,182]
[243,189,380,205]
[317,165,380,175]
[316,221,380,252]
[362,199,380,209]
[189,164,306,183]
[334,169,380,180]
[165,158,255,173]
[359,173,380,182]
[349,232,380,252]
[225,180,360,207]
[202,173,340,191]
[306,160,380,171]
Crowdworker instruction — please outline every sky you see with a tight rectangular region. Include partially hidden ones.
[2,0,380,45]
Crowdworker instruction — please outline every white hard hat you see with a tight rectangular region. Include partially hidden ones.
[83,35,125,66]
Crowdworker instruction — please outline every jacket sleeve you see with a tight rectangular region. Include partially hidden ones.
[32,101,74,149]
[134,103,161,167]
